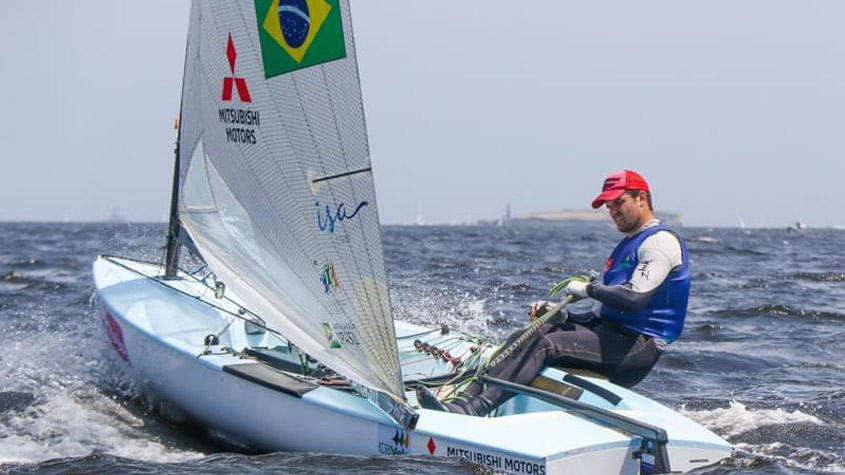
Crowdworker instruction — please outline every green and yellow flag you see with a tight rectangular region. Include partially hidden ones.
[254,0,347,78]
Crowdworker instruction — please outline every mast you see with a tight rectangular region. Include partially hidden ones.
[165,11,194,280]
[163,119,182,279]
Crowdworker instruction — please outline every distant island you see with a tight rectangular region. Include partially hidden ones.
[477,209,682,227]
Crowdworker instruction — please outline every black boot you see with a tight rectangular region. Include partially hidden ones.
[442,398,481,416]
[415,387,449,412]
[416,388,491,416]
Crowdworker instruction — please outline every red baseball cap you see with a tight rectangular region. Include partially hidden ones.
[591,170,650,209]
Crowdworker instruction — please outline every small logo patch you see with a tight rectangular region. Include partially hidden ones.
[321,262,340,293]
[377,425,412,455]
[322,322,342,349]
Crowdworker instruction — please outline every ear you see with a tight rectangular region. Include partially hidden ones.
[635,192,648,208]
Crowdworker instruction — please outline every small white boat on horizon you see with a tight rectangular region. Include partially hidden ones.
[787,220,808,233]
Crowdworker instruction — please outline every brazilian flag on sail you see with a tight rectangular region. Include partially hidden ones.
[254,0,347,78]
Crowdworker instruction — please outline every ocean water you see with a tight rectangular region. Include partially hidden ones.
[0,221,843,474]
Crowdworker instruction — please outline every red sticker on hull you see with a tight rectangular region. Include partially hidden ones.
[104,310,130,365]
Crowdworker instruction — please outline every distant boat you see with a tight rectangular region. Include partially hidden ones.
[498,203,511,226]
[415,201,424,226]
[787,220,808,233]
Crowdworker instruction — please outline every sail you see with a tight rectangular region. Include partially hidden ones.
[176,0,404,402]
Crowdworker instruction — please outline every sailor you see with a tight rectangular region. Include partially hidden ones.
[418,170,690,416]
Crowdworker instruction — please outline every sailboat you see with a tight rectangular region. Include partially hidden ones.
[93,1,731,473]
[787,219,808,233]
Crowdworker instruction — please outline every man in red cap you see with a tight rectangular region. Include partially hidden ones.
[418,170,690,417]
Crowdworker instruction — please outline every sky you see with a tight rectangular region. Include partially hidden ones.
[1,1,843,227]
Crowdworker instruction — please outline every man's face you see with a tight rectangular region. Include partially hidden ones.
[606,191,644,233]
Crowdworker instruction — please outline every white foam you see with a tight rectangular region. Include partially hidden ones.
[0,308,204,465]
[683,402,845,472]
[731,442,845,473]
[682,400,822,438]
[455,298,492,334]
[0,386,202,464]
[0,282,28,293]
[394,286,494,336]
[690,236,723,244]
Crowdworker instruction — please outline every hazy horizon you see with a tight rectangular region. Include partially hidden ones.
[2,216,837,231]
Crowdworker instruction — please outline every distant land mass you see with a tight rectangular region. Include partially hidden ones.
[105,207,127,223]
[477,209,682,227]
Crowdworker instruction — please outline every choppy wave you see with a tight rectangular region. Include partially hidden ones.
[782,272,845,283]
[800,362,845,372]
[0,388,203,465]
[739,278,770,289]
[686,245,770,257]
[685,402,845,473]
[686,400,822,439]
[687,236,724,244]
[728,443,845,474]
[1,452,474,475]
[723,246,771,256]
[713,305,845,321]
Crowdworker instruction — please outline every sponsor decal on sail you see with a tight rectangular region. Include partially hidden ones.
[316,200,369,234]
[334,322,360,346]
[321,322,361,349]
[254,0,347,78]
[321,322,342,349]
[222,33,251,102]
[321,262,341,293]
[220,33,260,145]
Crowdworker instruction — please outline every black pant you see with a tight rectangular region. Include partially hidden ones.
[463,320,663,409]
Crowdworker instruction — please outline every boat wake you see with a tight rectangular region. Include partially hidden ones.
[685,400,822,438]
[684,401,845,473]
[0,386,203,465]
[0,307,203,466]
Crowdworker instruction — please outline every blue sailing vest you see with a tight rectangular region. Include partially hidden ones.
[600,224,690,343]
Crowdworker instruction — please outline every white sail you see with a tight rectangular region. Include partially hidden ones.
[176,0,403,402]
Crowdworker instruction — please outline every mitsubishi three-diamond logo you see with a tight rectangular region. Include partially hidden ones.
[222,33,252,102]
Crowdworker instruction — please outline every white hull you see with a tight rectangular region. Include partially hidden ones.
[94,256,731,474]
